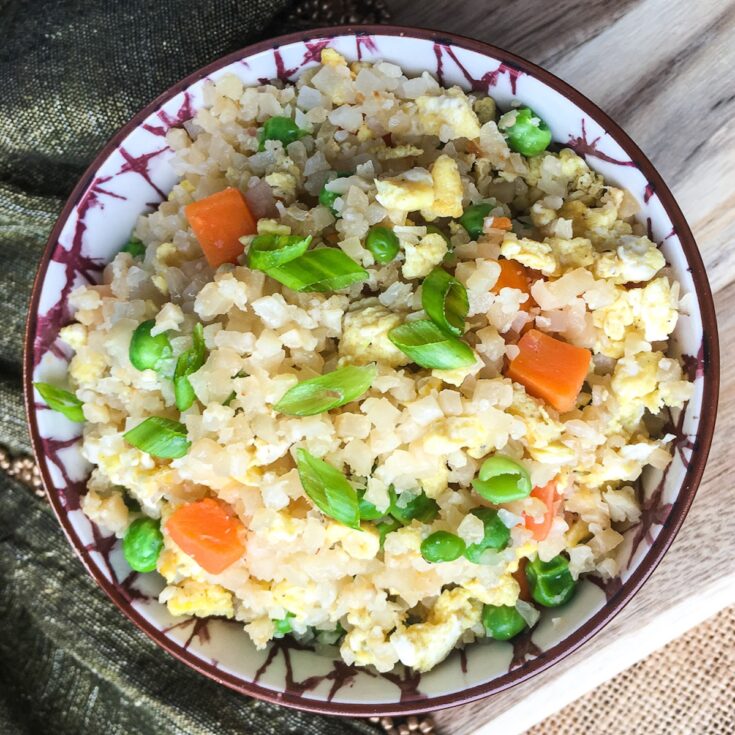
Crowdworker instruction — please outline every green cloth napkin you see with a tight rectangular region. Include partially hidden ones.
[0,2,386,732]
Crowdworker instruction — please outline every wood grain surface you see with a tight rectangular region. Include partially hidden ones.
[380,0,733,731]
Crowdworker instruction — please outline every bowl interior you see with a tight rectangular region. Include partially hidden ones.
[26,27,713,715]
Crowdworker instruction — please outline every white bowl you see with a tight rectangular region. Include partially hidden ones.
[24,25,718,716]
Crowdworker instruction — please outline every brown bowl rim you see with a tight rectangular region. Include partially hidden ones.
[23,23,719,718]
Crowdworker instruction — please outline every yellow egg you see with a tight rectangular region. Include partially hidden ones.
[401,232,448,279]
[339,305,409,367]
[422,154,463,220]
[163,578,235,618]
[375,168,435,212]
[415,91,481,142]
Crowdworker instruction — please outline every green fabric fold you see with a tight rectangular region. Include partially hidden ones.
[0,1,386,731]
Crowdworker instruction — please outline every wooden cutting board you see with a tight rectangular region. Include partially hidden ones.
[384,0,733,731]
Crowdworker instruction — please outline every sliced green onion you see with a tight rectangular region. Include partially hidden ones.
[376,516,401,547]
[266,248,368,292]
[388,319,476,370]
[472,454,532,503]
[459,202,494,240]
[173,324,207,411]
[422,268,469,337]
[124,416,191,459]
[358,489,384,521]
[120,238,146,258]
[295,448,360,529]
[274,364,376,416]
[365,226,400,264]
[258,116,305,151]
[248,234,312,271]
[129,320,172,372]
[388,486,439,524]
[33,382,84,422]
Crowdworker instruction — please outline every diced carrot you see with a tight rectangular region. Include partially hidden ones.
[491,259,536,311]
[184,187,256,268]
[524,481,561,541]
[489,216,513,231]
[166,498,245,574]
[506,329,591,412]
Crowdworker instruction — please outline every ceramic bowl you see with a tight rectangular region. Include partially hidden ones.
[24,25,718,716]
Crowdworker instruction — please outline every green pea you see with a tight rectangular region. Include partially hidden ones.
[129,320,172,372]
[122,517,163,573]
[258,116,305,151]
[500,107,552,157]
[420,531,466,563]
[357,489,383,521]
[389,487,439,524]
[376,516,401,547]
[319,172,350,215]
[526,554,576,608]
[120,238,146,258]
[482,604,527,640]
[365,226,400,264]
[464,507,511,563]
[459,202,494,240]
[273,612,295,637]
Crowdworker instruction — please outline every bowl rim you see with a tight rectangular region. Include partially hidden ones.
[23,23,719,718]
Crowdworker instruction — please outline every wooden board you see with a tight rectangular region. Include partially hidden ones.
[382,0,733,731]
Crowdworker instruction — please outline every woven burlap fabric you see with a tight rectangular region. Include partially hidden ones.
[529,605,735,735]
[0,2,385,733]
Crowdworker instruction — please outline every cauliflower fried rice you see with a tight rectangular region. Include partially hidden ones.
[60,49,694,673]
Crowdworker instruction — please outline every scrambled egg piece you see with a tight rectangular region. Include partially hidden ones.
[610,349,692,428]
[422,154,464,220]
[390,588,481,672]
[341,609,399,672]
[423,416,495,458]
[508,387,565,447]
[415,90,481,142]
[69,348,107,384]
[162,578,235,618]
[592,277,679,356]
[474,96,497,124]
[321,48,348,66]
[629,277,679,341]
[325,521,381,559]
[462,573,520,606]
[339,304,410,367]
[256,218,291,235]
[376,144,424,160]
[402,232,448,279]
[264,171,296,198]
[500,233,558,275]
[59,323,87,350]
[432,357,482,387]
[594,236,665,284]
[547,237,596,271]
[375,168,435,212]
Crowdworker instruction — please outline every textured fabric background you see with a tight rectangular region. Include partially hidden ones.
[528,605,735,735]
[0,1,384,732]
